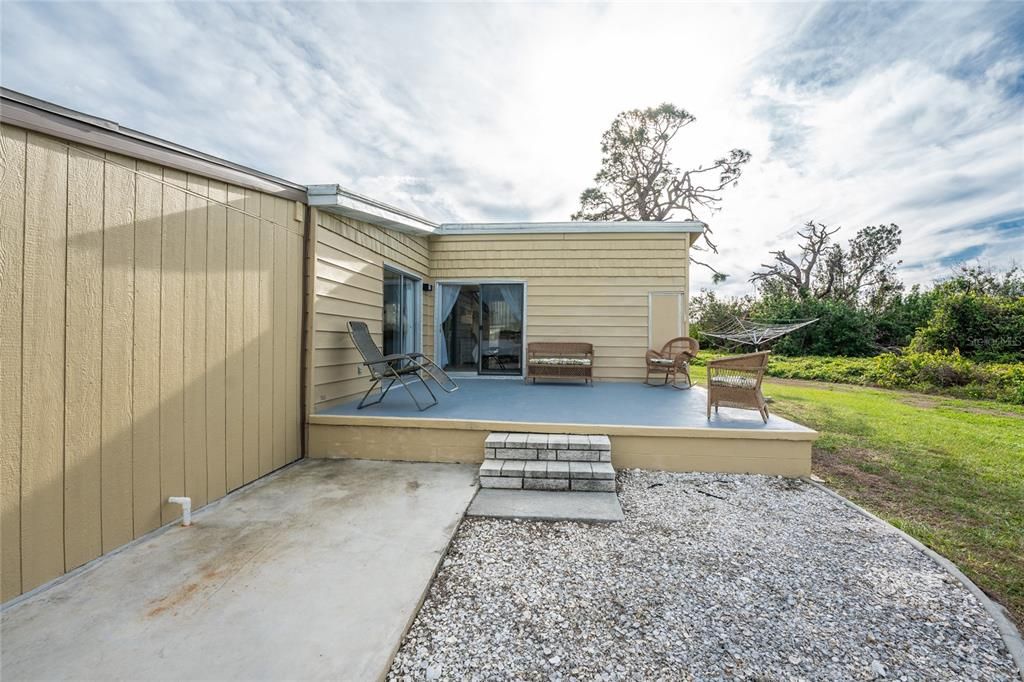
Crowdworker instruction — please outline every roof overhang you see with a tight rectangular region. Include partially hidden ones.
[305,184,707,237]
[1,88,307,203]
[434,221,706,236]
[307,184,438,235]
[2,87,710,240]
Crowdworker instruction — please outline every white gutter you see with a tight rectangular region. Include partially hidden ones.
[307,184,438,235]
[435,221,707,235]
[306,184,708,237]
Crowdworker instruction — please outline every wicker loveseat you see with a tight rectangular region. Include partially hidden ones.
[526,342,593,385]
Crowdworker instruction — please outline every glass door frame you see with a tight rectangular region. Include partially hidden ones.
[434,279,528,377]
[383,264,423,356]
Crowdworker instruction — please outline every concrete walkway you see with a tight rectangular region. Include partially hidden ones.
[1,459,478,681]
[468,489,624,522]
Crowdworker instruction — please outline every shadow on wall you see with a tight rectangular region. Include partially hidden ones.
[2,127,303,601]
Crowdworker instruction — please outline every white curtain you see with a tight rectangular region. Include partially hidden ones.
[435,284,461,369]
[495,284,523,321]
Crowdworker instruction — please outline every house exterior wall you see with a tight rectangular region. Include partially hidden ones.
[311,210,433,412]
[0,124,305,602]
[429,231,690,382]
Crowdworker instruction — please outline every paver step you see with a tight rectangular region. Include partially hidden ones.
[479,432,616,492]
[484,432,611,463]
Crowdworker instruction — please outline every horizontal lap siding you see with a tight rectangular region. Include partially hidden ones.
[0,125,306,602]
[312,212,432,412]
[431,232,689,381]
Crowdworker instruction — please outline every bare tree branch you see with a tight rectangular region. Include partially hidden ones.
[572,104,752,277]
[750,221,902,302]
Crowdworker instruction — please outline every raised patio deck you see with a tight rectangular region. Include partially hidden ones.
[309,379,817,476]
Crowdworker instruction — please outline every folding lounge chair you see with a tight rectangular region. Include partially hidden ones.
[348,321,458,411]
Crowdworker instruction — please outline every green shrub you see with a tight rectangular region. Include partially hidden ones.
[749,296,877,356]
[910,292,1024,361]
[692,350,1024,404]
[873,286,937,350]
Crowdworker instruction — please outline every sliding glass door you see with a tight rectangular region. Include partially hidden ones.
[479,284,523,374]
[437,282,524,375]
[383,267,421,356]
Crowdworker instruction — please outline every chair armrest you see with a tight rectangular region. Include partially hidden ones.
[365,353,412,366]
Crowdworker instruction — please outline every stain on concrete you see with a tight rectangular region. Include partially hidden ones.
[3,459,479,681]
[146,583,200,618]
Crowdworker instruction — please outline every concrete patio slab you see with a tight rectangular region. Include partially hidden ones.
[467,489,625,523]
[0,459,477,681]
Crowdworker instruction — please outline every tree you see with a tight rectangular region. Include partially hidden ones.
[933,262,1024,298]
[572,104,752,280]
[751,221,902,305]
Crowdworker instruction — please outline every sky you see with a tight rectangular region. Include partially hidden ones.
[2,1,1022,295]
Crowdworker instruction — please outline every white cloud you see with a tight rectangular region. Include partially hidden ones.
[2,1,1021,296]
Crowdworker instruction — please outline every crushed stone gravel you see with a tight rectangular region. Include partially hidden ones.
[388,470,1019,681]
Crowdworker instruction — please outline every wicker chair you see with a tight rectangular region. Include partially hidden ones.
[706,351,771,423]
[645,337,699,389]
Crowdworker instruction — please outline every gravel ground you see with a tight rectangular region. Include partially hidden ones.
[388,470,1019,681]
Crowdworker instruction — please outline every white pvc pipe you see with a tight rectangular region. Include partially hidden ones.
[168,496,192,526]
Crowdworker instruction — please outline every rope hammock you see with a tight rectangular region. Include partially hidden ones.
[700,317,818,350]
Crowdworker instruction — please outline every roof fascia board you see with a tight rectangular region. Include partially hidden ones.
[307,184,438,235]
[1,88,307,203]
[434,221,706,236]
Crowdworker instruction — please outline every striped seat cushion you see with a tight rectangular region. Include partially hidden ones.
[710,375,757,389]
[529,357,592,367]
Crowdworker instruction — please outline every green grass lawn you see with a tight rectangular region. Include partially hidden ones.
[760,379,1024,630]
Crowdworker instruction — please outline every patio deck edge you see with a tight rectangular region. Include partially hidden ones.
[307,418,814,477]
[306,414,818,441]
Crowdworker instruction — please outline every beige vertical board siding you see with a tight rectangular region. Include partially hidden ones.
[183,175,208,506]
[0,125,26,600]
[131,162,163,538]
[242,190,260,483]
[20,133,68,590]
[159,169,187,524]
[258,195,274,475]
[63,146,104,568]
[224,186,245,490]
[310,213,431,411]
[431,232,688,382]
[205,181,228,501]
[100,153,136,552]
[0,126,308,602]
[273,227,288,468]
